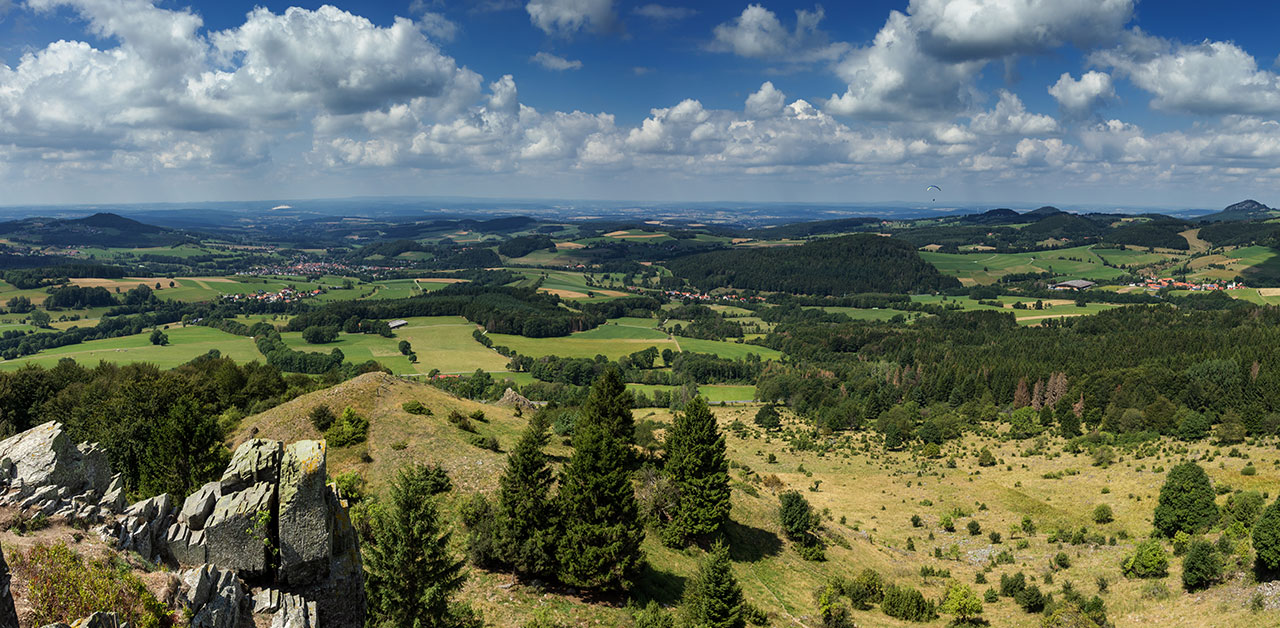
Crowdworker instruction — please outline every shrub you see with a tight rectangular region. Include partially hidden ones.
[941,514,955,532]
[1014,584,1044,613]
[1093,504,1113,524]
[632,600,674,628]
[1153,462,1218,537]
[779,490,817,541]
[989,531,1002,544]
[815,582,853,628]
[1121,539,1169,578]
[881,584,935,622]
[1141,581,1170,600]
[977,448,996,467]
[845,568,883,610]
[326,408,370,448]
[983,588,998,603]
[1054,552,1071,569]
[447,409,476,433]
[1181,540,1222,591]
[469,434,500,452]
[999,571,1026,597]
[1223,491,1265,528]
[12,541,173,628]
[334,470,366,502]
[1252,498,1280,572]
[1242,464,1258,476]
[911,514,922,527]
[939,582,983,626]
[754,404,781,429]
[402,400,431,415]
[309,405,336,431]
[967,520,981,536]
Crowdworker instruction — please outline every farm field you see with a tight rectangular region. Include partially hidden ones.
[921,246,1140,285]
[0,325,260,370]
[283,316,509,375]
[910,295,1122,324]
[505,268,632,300]
[626,383,757,403]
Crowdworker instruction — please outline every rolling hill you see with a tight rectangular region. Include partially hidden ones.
[0,212,193,247]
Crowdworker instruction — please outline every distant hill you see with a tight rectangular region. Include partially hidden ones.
[0,212,192,247]
[1024,206,1066,218]
[1202,199,1278,222]
[1102,216,1192,250]
[1020,212,1104,240]
[664,233,961,295]
[958,208,1022,225]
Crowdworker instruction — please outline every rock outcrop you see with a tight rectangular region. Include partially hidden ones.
[0,422,122,522]
[279,441,331,586]
[180,565,243,628]
[496,387,538,413]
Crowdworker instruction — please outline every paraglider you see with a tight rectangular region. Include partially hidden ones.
[926,184,941,201]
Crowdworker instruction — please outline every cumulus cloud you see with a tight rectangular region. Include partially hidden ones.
[908,0,1134,61]
[526,0,615,36]
[1093,31,1280,116]
[969,91,1058,135]
[709,4,848,63]
[531,51,583,70]
[632,4,695,20]
[745,82,785,118]
[1048,71,1115,115]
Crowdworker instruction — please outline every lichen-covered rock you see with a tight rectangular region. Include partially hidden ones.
[0,546,17,628]
[0,422,108,496]
[278,441,331,586]
[270,594,317,628]
[205,481,274,577]
[165,522,208,566]
[116,493,174,562]
[182,565,242,628]
[180,481,221,529]
[220,439,282,494]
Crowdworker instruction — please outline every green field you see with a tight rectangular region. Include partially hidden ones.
[822,306,908,321]
[909,295,1122,325]
[921,246,1143,285]
[506,269,633,301]
[284,316,509,375]
[0,326,261,370]
[627,383,757,404]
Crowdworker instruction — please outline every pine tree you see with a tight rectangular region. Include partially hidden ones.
[555,374,645,591]
[1253,498,1280,572]
[497,413,558,578]
[583,368,635,446]
[1013,378,1030,408]
[663,396,731,546]
[365,463,480,628]
[679,541,745,628]
[1031,379,1045,410]
[1153,462,1218,537]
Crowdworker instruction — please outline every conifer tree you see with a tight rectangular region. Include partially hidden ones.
[365,463,480,628]
[498,412,558,578]
[663,396,731,546]
[556,373,645,591]
[679,541,745,628]
[583,367,635,445]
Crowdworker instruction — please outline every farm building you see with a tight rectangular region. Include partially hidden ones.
[388,319,408,329]
[1052,279,1096,291]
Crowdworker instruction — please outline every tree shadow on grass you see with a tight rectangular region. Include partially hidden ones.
[634,563,687,607]
[724,519,783,563]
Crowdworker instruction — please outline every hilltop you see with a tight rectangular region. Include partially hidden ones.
[1203,199,1278,222]
[0,212,194,247]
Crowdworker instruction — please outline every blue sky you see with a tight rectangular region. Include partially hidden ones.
[4,0,1280,209]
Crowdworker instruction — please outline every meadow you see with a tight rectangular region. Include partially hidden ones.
[921,246,1151,285]
[282,316,510,375]
[0,325,260,370]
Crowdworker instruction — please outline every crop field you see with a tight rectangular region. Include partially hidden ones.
[282,316,509,374]
[921,246,1137,285]
[506,269,632,301]
[0,325,260,370]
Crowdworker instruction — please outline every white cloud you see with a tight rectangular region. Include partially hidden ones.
[526,0,615,36]
[632,4,696,20]
[1094,32,1280,116]
[745,82,785,118]
[531,51,583,70]
[969,91,1058,135]
[1048,71,1114,115]
[709,4,848,63]
[908,0,1134,61]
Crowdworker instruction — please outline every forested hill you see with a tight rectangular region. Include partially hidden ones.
[664,234,960,295]
[0,212,192,247]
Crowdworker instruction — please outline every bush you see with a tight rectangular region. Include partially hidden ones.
[1181,540,1222,591]
[754,404,781,429]
[1242,464,1258,476]
[12,541,173,628]
[469,434,500,452]
[939,582,983,626]
[309,405,336,431]
[989,531,1002,544]
[967,520,981,536]
[1093,504,1114,524]
[999,571,1026,597]
[983,588,998,603]
[911,514,922,527]
[1054,551,1071,569]
[1141,580,1171,600]
[941,514,955,532]
[402,400,431,415]
[779,490,817,541]
[326,407,370,448]
[447,409,476,432]
[1121,539,1169,578]
[845,568,883,610]
[1014,584,1044,613]
[334,470,366,502]
[977,448,996,467]
[1153,462,1218,537]
[881,584,935,622]
[1252,498,1280,572]
[632,600,674,628]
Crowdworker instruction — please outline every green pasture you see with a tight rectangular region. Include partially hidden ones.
[283,316,509,375]
[921,245,1136,285]
[0,325,261,371]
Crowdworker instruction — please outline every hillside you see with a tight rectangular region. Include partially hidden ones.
[664,234,960,295]
[0,212,193,247]
[1203,199,1278,222]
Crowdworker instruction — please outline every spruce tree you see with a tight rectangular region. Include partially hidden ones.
[663,396,731,546]
[583,367,635,445]
[1153,462,1218,536]
[498,413,558,578]
[1253,498,1280,572]
[365,463,480,628]
[556,373,645,591]
[679,541,745,628]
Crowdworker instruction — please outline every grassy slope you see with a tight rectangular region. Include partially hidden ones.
[282,316,510,375]
[0,325,261,370]
[239,376,1280,627]
[921,246,1146,285]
